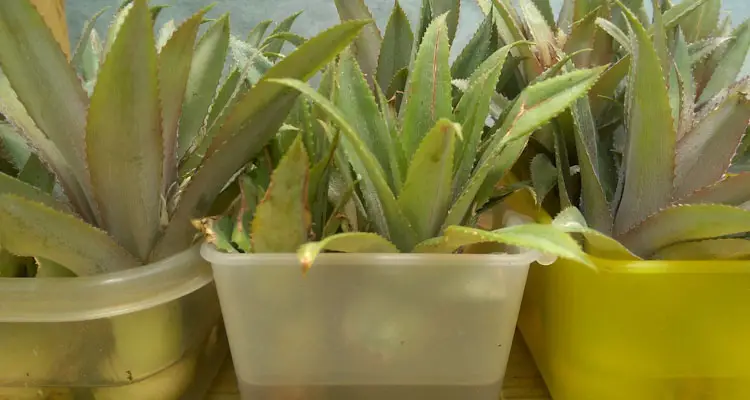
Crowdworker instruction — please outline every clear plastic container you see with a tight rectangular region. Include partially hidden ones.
[204,244,546,400]
[0,245,227,400]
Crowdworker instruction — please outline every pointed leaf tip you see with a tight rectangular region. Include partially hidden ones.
[399,119,461,242]
[333,0,381,87]
[377,0,414,93]
[297,232,399,272]
[401,13,453,159]
[251,137,311,253]
[176,14,230,159]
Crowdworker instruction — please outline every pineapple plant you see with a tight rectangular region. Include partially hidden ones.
[482,0,750,398]
[0,0,368,398]
[198,1,615,390]
[502,0,750,260]
[203,0,610,261]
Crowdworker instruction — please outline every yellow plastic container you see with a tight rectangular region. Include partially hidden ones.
[518,257,750,400]
[499,187,750,399]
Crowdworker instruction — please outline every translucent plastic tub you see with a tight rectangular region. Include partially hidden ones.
[0,245,227,400]
[204,244,548,400]
[518,257,750,400]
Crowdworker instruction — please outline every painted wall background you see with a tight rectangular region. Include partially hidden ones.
[66,0,750,74]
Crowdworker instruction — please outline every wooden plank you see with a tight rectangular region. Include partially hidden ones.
[207,331,550,400]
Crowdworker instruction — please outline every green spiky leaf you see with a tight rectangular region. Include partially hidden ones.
[104,1,133,58]
[336,51,401,192]
[570,95,613,232]
[430,0,461,44]
[0,74,87,216]
[34,258,76,277]
[532,0,556,27]
[270,77,418,251]
[231,176,259,253]
[663,0,709,29]
[614,5,676,235]
[385,67,410,111]
[674,30,696,140]
[0,123,30,172]
[247,19,273,47]
[176,15,229,159]
[689,36,733,65]
[71,7,108,81]
[251,137,310,253]
[159,9,206,192]
[595,17,632,53]
[0,171,68,213]
[675,91,750,198]
[552,127,573,208]
[446,67,606,228]
[319,120,368,228]
[401,14,453,159]
[530,153,557,206]
[562,9,601,69]
[650,0,670,83]
[654,238,750,260]
[0,0,96,222]
[398,119,461,241]
[261,11,302,60]
[519,0,557,68]
[679,0,720,42]
[334,0,381,87]
[619,204,750,257]
[414,0,433,50]
[203,69,246,148]
[261,32,306,50]
[86,0,162,261]
[199,215,238,253]
[152,21,369,260]
[699,21,750,103]
[452,44,516,193]
[17,153,54,194]
[323,177,361,237]
[156,19,176,50]
[229,35,274,86]
[0,194,140,275]
[553,207,639,260]
[298,232,399,271]
[440,224,594,267]
[490,0,537,80]
[451,10,496,80]
[377,1,413,100]
[682,173,750,205]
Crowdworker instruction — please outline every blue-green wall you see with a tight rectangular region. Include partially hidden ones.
[66,0,749,72]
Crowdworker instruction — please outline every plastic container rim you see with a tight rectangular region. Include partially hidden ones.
[0,244,214,323]
[201,242,545,267]
[580,255,750,275]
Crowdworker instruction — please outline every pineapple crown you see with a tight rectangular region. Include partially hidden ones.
[0,0,369,277]
[504,0,750,261]
[201,0,618,270]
